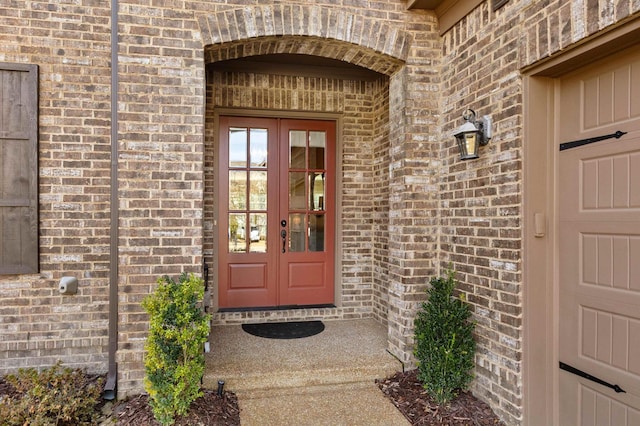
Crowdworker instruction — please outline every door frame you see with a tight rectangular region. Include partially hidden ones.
[522,17,640,426]
[211,108,344,311]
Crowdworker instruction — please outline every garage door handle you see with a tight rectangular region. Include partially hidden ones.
[559,362,626,393]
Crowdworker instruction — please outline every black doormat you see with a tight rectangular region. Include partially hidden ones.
[241,321,325,339]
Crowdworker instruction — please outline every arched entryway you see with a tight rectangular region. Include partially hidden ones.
[202,36,402,320]
[197,5,442,368]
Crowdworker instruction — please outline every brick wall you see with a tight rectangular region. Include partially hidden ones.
[0,0,112,374]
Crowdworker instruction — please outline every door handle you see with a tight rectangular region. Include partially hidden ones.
[280,229,287,253]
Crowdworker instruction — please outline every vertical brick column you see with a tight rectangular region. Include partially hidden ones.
[115,0,205,397]
[386,56,442,363]
[383,10,442,364]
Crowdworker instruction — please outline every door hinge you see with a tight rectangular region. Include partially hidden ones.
[559,362,626,393]
[560,130,627,151]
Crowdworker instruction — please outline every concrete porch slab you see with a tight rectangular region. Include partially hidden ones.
[204,318,408,424]
[204,318,402,394]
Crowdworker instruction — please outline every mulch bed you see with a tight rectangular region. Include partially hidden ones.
[377,370,505,426]
[3,371,505,425]
[113,390,240,426]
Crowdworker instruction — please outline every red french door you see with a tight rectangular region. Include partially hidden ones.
[218,116,335,309]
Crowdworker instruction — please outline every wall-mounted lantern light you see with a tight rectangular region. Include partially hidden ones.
[453,109,492,160]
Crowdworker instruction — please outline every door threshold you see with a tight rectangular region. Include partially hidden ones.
[218,304,336,313]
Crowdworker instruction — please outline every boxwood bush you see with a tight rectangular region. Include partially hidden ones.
[414,269,476,404]
[142,273,211,426]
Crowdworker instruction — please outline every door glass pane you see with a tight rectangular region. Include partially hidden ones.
[309,214,324,252]
[249,171,267,210]
[229,127,247,167]
[289,214,306,252]
[309,131,325,169]
[289,214,305,252]
[249,213,266,253]
[229,171,246,210]
[289,130,306,169]
[250,128,268,168]
[289,172,306,210]
[309,173,325,211]
[229,213,246,253]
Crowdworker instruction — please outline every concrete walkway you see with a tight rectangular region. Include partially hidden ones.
[204,319,410,425]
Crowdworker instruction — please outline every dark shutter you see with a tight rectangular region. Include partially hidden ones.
[492,0,509,11]
[0,63,38,274]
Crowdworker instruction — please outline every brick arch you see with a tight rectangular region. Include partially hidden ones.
[198,5,409,75]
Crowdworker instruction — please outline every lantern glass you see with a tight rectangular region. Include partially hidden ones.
[456,131,480,160]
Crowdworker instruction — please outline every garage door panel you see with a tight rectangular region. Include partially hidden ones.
[580,384,640,426]
[561,52,640,142]
[578,232,640,292]
[563,360,640,419]
[579,306,637,371]
[583,64,640,129]
[558,224,639,294]
[560,137,640,223]
[555,374,640,425]
[581,55,640,132]
[579,147,640,211]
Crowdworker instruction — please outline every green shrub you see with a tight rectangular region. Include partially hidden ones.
[413,269,476,404]
[142,272,211,426]
[0,361,103,426]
